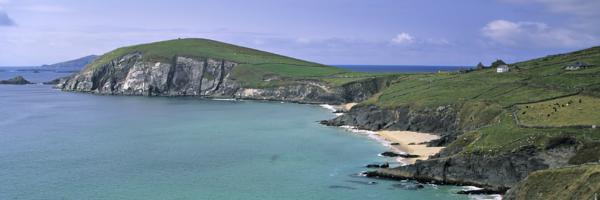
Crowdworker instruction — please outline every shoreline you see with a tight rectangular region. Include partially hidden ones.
[320,104,503,199]
[320,104,444,165]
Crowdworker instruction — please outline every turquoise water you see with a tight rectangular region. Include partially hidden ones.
[0,71,468,200]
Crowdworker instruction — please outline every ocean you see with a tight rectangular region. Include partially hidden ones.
[0,68,478,199]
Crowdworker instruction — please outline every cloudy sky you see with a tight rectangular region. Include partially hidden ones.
[0,0,599,66]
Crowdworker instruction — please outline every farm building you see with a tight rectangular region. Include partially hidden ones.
[496,65,509,73]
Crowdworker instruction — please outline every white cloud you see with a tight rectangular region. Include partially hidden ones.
[391,32,415,44]
[482,19,597,48]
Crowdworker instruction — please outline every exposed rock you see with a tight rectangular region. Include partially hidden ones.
[366,162,389,168]
[380,151,420,158]
[323,105,458,135]
[457,189,498,195]
[368,143,579,193]
[0,76,32,85]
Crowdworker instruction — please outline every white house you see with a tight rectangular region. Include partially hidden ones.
[496,65,509,73]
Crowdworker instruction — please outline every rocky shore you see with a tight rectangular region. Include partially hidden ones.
[324,103,584,194]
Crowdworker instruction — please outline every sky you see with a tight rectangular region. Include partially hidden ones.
[0,0,599,66]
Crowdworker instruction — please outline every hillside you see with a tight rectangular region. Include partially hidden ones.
[59,38,390,103]
[41,55,98,72]
[505,164,600,200]
[328,45,600,193]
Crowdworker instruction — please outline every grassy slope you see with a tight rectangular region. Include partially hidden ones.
[507,164,600,200]
[362,46,600,154]
[83,38,377,88]
[516,95,600,127]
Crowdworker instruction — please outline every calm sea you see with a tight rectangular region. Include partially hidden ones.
[0,68,476,200]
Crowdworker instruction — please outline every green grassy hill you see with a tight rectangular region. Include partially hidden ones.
[506,164,600,200]
[83,38,376,88]
[362,46,600,154]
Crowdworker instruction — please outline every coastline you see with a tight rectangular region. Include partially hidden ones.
[320,103,443,165]
[320,104,503,199]
[378,131,444,165]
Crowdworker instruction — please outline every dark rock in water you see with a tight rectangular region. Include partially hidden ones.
[380,151,401,157]
[365,162,389,168]
[391,183,425,190]
[380,151,419,158]
[0,76,32,85]
[328,185,357,190]
[380,162,389,168]
[457,189,498,195]
[366,163,381,168]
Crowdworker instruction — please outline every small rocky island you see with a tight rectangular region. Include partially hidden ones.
[0,76,32,85]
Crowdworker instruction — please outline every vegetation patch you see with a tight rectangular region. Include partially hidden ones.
[515,95,600,127]
[507,164,600,200]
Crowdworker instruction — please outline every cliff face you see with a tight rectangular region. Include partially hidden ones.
[504,164,600,200]
[325,105,458,133]
[370,144,578,192]
[59,53,239,97]
[58,53,386,104]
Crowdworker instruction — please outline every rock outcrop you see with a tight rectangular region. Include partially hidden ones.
[59,53,239,97]
[59,53,391,104]
[324,105,458,134]
[366,137,580,193]
[0,76,32,85]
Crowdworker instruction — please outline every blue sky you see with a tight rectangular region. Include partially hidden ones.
[0,0,599,66]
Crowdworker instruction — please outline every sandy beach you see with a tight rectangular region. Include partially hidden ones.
[339,103,358,111]
[377,131,444,165]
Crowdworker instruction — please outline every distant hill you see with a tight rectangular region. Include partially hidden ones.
[41,55,98,72]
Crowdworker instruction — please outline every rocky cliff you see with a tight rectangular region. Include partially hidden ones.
[323,103,587,192]
[59,53,239,97]
[58,53,389,104]
[368,143,579,193]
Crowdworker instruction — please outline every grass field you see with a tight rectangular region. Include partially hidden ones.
[507,164,600,200]
[359,45,600,154]
[516,95,600,127]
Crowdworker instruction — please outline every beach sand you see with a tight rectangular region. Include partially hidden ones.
[340,103,358,111]
[377,131,444,165]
